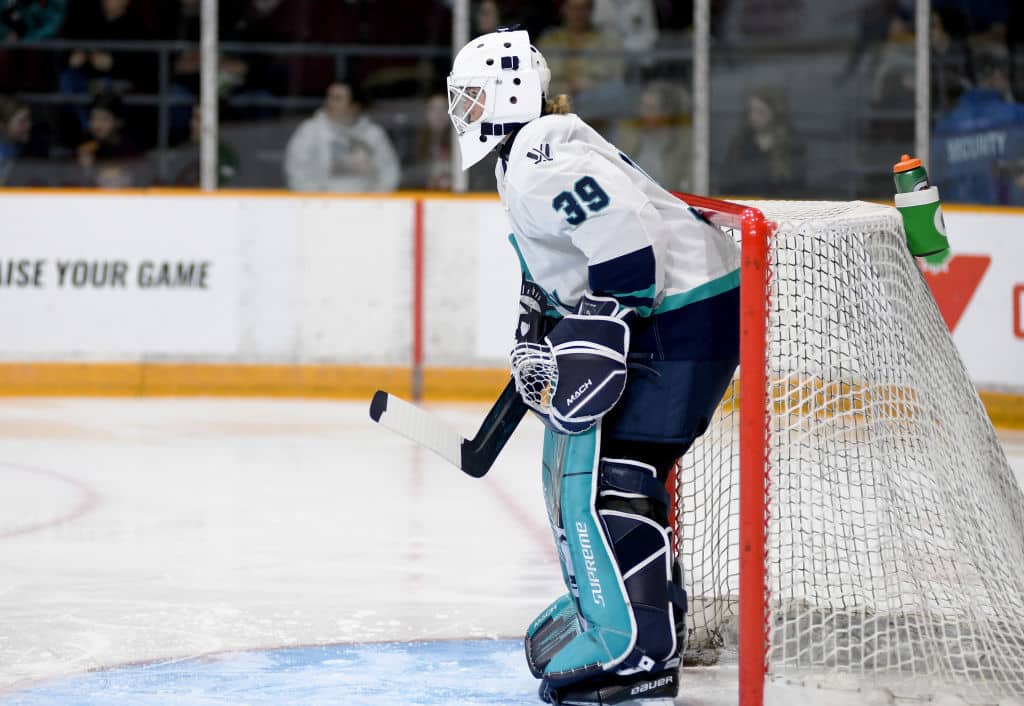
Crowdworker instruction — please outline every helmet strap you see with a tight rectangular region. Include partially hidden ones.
[480,121,524,136]
[497,123,525,162]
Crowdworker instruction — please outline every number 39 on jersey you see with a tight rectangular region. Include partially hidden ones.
[552,176,610,225]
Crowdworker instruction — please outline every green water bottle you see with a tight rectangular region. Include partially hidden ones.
[893,154,950,259]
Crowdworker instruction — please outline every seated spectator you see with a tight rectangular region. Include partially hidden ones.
[615,82,692,191]
[836,0,913,84]
[219,0,294,105]
[74,91,141,186]
[163,104,239,187]
[283,82,400,193]
[403,93,451,190]
[0,96,59,185]
[536,0,625,121]
[59,0,153,145]
[473,0,501,36]
[0,96,32,183]
[0,0,66,41]
[719,87,805,198]
[155,0,201,143]
[932,48,1024,204]
[61,0,152,95]
[592,0,658,77]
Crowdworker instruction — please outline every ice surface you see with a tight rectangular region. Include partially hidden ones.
[0,398,1020,705]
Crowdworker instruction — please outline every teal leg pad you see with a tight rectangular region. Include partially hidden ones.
[525,594,581,678]
[537,425,636,687]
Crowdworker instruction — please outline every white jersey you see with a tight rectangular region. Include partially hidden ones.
[495,113,739,317]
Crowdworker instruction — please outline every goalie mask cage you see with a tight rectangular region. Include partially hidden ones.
[672,193,1024,706]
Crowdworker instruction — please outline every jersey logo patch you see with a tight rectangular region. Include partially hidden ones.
[527,144,552,164]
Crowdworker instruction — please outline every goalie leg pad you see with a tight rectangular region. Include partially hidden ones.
[597,459,685,672]
[525,593,582,678]
[536,427,686,690]
[538,426,636,688]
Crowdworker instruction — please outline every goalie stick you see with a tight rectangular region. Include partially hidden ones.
[369,378,528,477]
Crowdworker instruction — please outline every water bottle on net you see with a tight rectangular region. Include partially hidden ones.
[893,154,950,260]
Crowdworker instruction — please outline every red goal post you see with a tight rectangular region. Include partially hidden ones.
[674,192,771,706]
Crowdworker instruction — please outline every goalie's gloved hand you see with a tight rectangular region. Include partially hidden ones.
[517,279,554,344]
[511,293,631,435]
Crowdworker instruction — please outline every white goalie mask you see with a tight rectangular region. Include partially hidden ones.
[447,30,551,169]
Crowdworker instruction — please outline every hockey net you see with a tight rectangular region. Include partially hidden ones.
[671,194,1024,705]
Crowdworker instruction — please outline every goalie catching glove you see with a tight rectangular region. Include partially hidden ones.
[511,294,631,434]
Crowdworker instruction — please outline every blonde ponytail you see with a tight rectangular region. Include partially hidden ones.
[543,94,572,115]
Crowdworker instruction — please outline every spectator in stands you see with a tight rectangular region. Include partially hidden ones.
[0,0,65,41]
[473,0,501,36]
[284,82,400,193]
[157,0,201,142]
[0,96,31,183]
[61,0,152,95]
[0,95,54,184]
[59,0,152,146]
[162,0,200,60]
[615,81,692,192]
[719,86,805,198]
[163,104,239,188]
[536,0,625,120]
[74,91,140,186]
[403,93,452,190]
[932,48,1024,204]
[219,0,293,105]
[837,0,913,84]
[592,0,658,78]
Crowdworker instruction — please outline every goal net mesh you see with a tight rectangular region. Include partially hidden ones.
[676,199,1024,701]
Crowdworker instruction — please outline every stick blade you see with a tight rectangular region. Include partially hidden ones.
[369,391,464,469]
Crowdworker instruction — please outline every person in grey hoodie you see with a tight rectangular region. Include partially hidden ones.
[284,82,400,193]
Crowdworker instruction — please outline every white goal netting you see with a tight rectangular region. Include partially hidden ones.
[676,200,1024,703]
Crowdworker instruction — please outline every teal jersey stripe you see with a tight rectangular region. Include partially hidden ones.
[607,284,656,316]
[655,269,740,315]
[508,233,533,280]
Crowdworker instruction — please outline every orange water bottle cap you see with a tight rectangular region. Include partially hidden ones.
[893,154,922,173]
